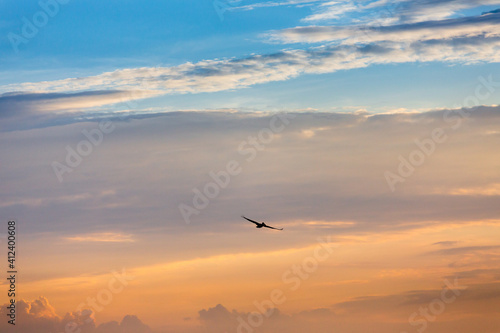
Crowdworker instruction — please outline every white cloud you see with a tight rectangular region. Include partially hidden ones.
[302,0,500,23]
[397,0,500,23]
[302,0,359,21]
[268,12,500,44]
[1,34,499,108]
[0,3,498,114]
[228,0,322,12]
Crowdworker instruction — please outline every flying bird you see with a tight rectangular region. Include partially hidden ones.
[241,216,283,230]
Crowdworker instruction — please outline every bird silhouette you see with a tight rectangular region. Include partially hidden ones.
[241,216,283,230]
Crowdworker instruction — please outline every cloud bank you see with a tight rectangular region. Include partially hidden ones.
[0,297,152,333]
[4,289,500,333]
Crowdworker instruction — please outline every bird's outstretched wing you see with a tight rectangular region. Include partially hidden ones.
[263,224,283,231]
[241,215,259,225]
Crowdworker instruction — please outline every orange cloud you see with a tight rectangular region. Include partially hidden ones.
[65,232,135,243]
[0,297,151,333]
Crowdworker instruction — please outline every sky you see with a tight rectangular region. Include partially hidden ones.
[0,0,500,332]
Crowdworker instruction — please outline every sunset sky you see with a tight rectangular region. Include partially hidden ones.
[1,1,500,332]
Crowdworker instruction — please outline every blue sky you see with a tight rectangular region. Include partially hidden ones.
[1,0,500,121]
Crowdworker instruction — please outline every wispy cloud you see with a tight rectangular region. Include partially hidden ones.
[302,0,500,23]
[444,183,500,196]
[268,12,500,44]
[65,232,135,243]
[0,2,498,116]
[302,0,360,22]
[0,190,116,208]
[432,241,460,247]
[428,245,500,256]
[0,297,151,333]
[2,34,499,110]
[301,220,356,227]
[229,0,322,12]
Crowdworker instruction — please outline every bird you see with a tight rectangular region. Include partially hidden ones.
[241,216,283,230]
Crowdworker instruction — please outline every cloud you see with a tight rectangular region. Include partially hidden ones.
[449,268,500,280]
[197,304,244,332]
[0,90,165,130]
[432,241,460,246]
[0,297,151,333]
[229,0,322,12]
[0,90,162,119]
[301,220,356,228]
[268,12,500,44]
[428,245,500,256]
[3,284,500,333]
[0,190,116,208]
[302,0,360,22]
[394,0,500,23]
[192,284,500,333]
[1,19,499,110]
[483,8,500,14]
[29,280,499,333]
[4,105,500,237]
[332,281,500,312]
[195,303,339,333]
[2,105,500,305]
[15,296,58,319]
[95,316,152,333]
[65,232,135,243]
[438,183,500,196]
